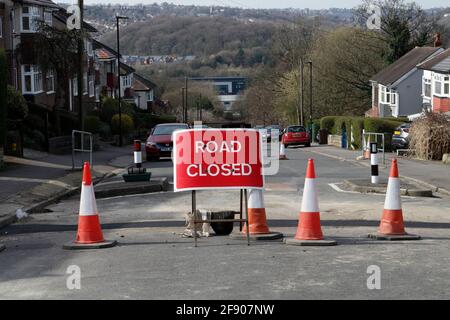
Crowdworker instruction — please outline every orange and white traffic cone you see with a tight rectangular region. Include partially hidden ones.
[230,189,283,241]
[63,162,117,249]
[285,159,337,246]
[369,159,421,241]
[279,143,288,160]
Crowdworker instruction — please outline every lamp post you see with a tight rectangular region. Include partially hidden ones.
[308,60,313,143]
[77,0,84,132]
[116,15,128,147]
[184,76,189,124]
[181,87,185,123]
[299,58,305,126]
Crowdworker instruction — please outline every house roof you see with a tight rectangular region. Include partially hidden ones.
[93,39,121,59]
[417,48,450,74]
[371,47,443,86]
[53,8,98,32]
[119,62,135,75]
[133,73,157,91]
[14,0,60,9]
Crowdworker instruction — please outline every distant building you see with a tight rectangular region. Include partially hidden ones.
[190,76,247,111]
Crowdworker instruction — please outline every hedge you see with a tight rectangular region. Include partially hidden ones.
[111,114,134,135]
[319,116,407,150]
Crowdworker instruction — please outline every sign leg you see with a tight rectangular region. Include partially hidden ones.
[239,189,243,231]
[192,190,197,248]
[244,189,250,246]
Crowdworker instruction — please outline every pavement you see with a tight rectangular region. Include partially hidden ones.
[307,145,450,195]
[0,142,134,229]
[0,145,449,299]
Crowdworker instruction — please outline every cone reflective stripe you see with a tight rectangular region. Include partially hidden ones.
[76,162,104,244]
[279,143,288,160]
[379,159,405,235]
[295,159,324,240]
[64,162,117,249]
[242,189,270,234]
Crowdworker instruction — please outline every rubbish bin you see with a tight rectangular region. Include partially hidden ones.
[319,129,328,145]
[5,131,23,157]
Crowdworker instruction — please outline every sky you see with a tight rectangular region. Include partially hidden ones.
[83,0,448,10]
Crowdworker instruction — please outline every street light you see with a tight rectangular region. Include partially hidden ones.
[308,60,313,143]
[116,15,128,147]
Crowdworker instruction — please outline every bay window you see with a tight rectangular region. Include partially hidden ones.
[423,78,432,98]
[83,73,88,95]
[89,75,95,97]
[21,6,40,32]
[21,65,43,94]
[379,85,397,106]
[433,74,450,97]
[46,70,55,93]
[43,10,52,26]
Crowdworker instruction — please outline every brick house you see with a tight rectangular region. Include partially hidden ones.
[417,48,450,114]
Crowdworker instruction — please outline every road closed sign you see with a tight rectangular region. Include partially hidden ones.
[173,129,264,191]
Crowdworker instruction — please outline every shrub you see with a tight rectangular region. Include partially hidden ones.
[363,118,400,134]
[111,114,134,135]
[6,85,28,121]
[409,113,450,160]
[23,113,46,132]
[350,117,365,149]
[320,116,337,133]
[100,97,135,124]
[84,116,102,134]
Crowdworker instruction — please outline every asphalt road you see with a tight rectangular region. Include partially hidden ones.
[1,146,449,299]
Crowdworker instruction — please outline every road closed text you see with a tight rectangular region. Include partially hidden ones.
[186,163,252,177]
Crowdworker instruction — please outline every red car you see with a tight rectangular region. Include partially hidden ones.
[145,123,189,161]
[282,125,311,148]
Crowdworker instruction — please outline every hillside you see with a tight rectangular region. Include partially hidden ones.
[99,15,276,57]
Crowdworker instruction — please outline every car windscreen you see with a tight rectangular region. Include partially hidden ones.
[153,125,188,135]
[287,126,306,133]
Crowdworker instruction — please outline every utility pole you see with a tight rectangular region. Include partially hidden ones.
[308,60,313,142]
[77,0,84,132]
[116,15,128,147]
[184,76,188,124]
[181,87,185,123]
[299,58,304,126]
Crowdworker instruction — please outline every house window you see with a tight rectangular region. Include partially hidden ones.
[83,73,88,95]
[0,16,3,38]
[85,39,93,56]
[73,78,78,96]
[21,65,43,94]
[444,76,450,96]
[122,75,132,87]
[21,6,40,32]
[89,75,94,97]
[146,90,154,102]
[379,86,397,106]
[44,10,52,26]
[423,78,432,98]
[435,80,442,95]
[46,70,55,93]
[95,86,100,102]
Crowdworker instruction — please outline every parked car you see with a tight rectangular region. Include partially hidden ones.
[264,125,283,142]
[392,123,411,151]
[282,125,311,148]
[145,123,189,161]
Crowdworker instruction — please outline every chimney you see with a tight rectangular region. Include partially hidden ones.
[434,33,442,47]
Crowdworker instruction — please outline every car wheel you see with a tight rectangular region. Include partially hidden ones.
[305,142,311,148]
[284,144,288,149]
[146,154,158,162]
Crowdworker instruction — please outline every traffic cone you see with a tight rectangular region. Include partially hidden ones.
[279,143,288,160]
[369,159,421,241]
[285,159,337,246]
[63,162,117,249]
[230,189,283,241]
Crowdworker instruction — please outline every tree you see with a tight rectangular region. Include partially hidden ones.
[356,0,439,63]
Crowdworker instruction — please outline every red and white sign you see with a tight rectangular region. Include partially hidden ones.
[173,129,264,192]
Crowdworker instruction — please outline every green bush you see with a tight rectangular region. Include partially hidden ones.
[84,116,102,134]
[350,117,365,149]
[363,118,400,134]
[111,114,134,135]
[320,116,337,134]
[6,85,28,121]
[100,97,135,124]
[135,113,178,131]
[24,113,46,132]
[23,129,46,150]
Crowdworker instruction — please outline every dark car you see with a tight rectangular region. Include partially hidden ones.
[392,123,411,151]
[263,125,283,142]
[145,123,189,161]
[282,125,311,148]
